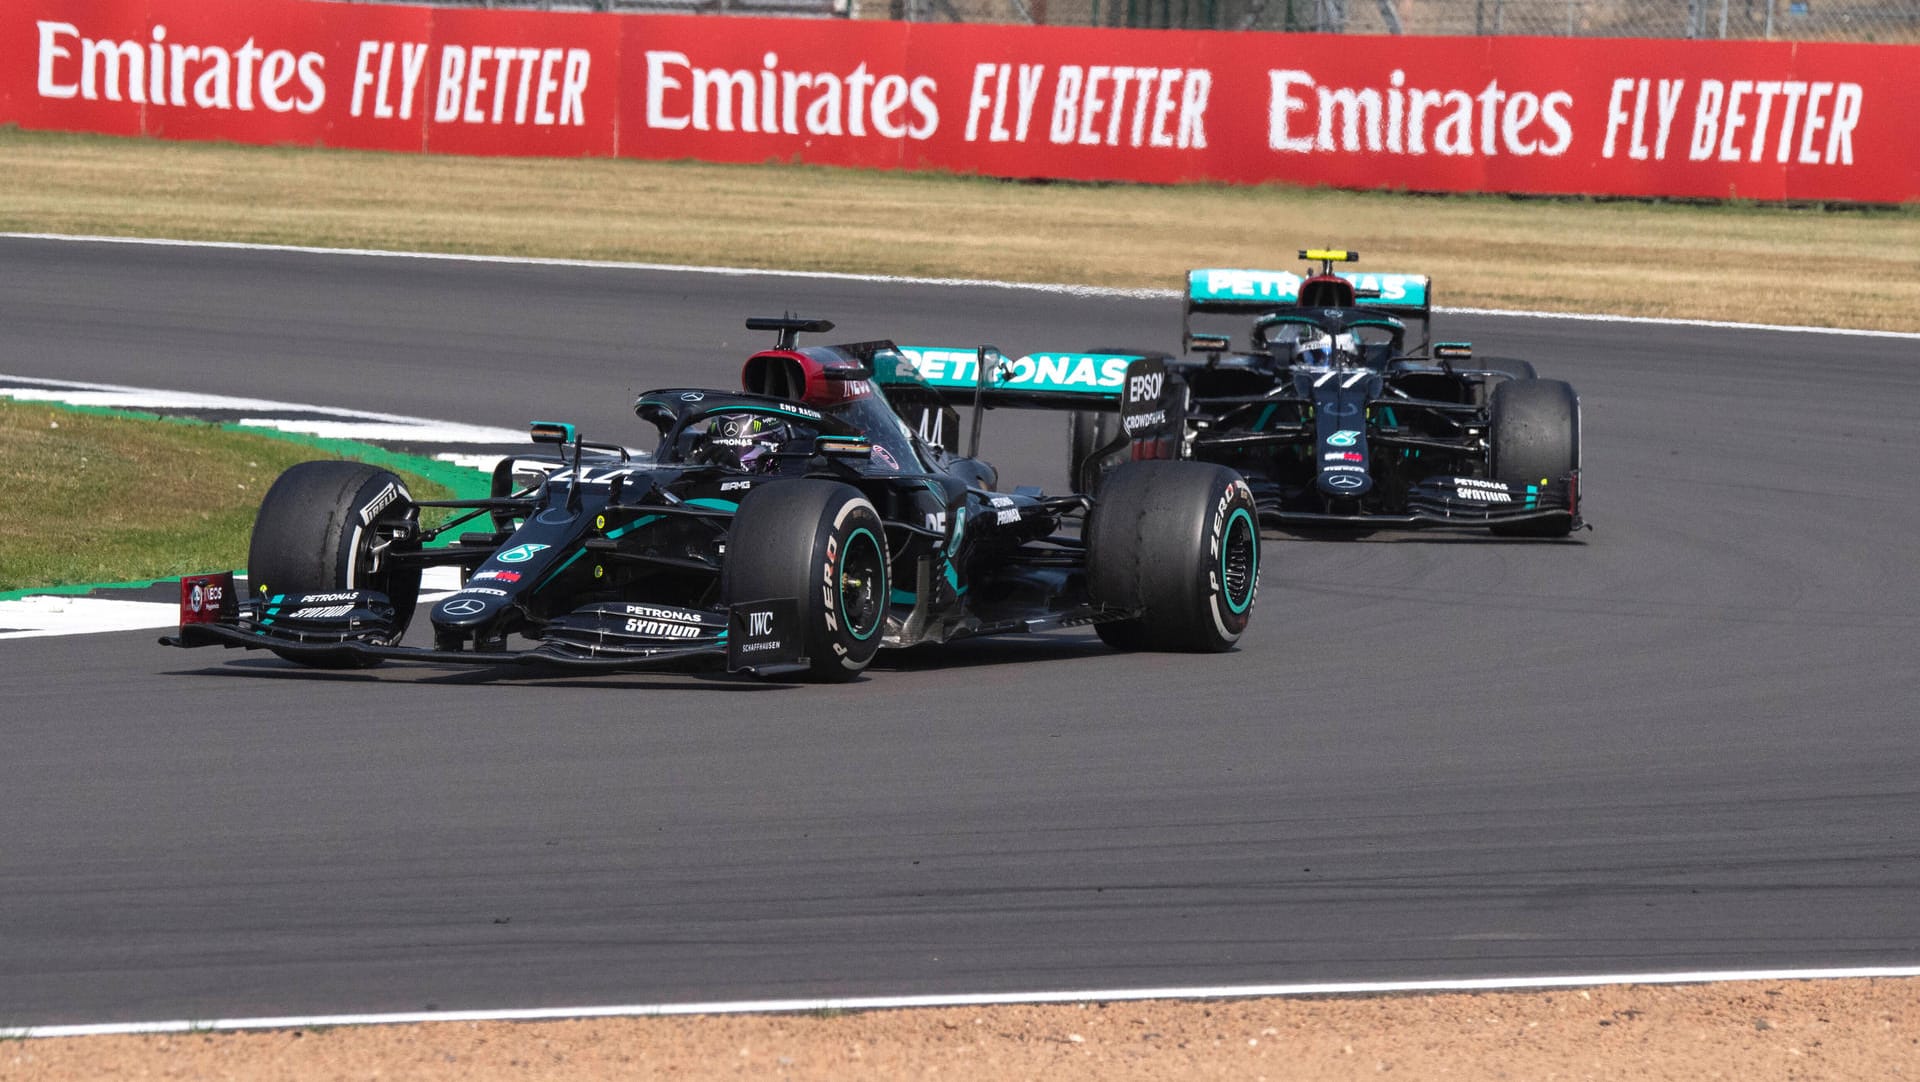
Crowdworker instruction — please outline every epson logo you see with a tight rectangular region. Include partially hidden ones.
[1127,371,1164,403]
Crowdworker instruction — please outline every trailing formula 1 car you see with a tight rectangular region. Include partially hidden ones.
[1069,250,1583,537]
[163,317,1261,681]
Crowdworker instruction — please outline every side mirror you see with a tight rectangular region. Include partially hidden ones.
[814,435,873,461]
[1434,342,1473,361]
[1188,332,1231,353]
[530,420,576,445]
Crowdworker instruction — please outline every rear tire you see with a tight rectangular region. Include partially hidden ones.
[247,460,422,667]
[1067,409,1124,495]
[723,480,889,682]
[1489,378,1580,538]
[1069,346,1171,496]
[1087,461,1260,652]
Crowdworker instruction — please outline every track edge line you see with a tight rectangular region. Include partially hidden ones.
[11,964,1920,1040]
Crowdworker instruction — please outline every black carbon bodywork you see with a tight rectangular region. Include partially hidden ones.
[1152,260,1585,533]
[163,327,1180,675]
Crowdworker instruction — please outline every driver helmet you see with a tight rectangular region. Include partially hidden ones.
[693,413,793,473]
[1295,330,1361,367]
[1294,332,1336,367]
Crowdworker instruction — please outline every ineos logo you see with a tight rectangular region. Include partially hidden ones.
[747,610,774,637]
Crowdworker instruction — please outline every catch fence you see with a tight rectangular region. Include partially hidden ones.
[372,0,1920,39]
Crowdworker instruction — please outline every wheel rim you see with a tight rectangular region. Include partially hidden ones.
[839,527,886,642]
[1220,507,1258,615]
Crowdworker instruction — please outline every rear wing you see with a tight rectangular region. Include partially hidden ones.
[1183,268,1433,351]
[883,346,1142,408]
[877,345,1175,462]
[1187,268,1432,312]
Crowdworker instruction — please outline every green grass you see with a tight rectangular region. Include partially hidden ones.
[0,400,460,593]
[4,128,1917,331]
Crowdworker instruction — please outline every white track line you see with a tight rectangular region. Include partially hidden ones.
[0,558,462,642]
[6,231,1917,340]
[9,965,1920,1039]
[0,374,527,444]
[0,597,179,640]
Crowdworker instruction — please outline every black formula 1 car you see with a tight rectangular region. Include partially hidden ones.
[1070,250,1583,537]
[164,317,1261,681]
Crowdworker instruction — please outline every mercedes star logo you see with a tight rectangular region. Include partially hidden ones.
[440,598,486,616]
[1326,473,1367,490]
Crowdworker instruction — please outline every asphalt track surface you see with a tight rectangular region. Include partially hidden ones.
[3,236,1917,1027]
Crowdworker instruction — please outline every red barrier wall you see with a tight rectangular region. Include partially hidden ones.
[6,0,1915,202]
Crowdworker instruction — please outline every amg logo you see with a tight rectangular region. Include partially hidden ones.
[289,605,355,619]
[622,618,700,639]
[746,610,774,637]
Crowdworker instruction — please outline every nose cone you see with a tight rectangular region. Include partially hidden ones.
[432,590,509,630]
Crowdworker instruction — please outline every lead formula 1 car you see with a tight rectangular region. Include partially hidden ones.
[164,317,1261,681]
[1070,250,1584,537]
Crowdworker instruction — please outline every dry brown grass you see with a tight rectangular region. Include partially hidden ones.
[3,128,1917,331]
[8,978,1920,1081]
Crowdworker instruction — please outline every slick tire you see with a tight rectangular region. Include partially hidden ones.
[1067,409,1124,496]
[1489,378,1581,539]
[247,460,423,667]
[1086,461,1260,653]
[723,480,889,682]
[1471,356,1539,407]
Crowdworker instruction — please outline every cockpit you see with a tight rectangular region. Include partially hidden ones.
[1253,312,1405,369]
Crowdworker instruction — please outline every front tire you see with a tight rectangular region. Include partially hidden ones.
[1489,378,1580,538]
[722,480,890,682]
[1472,356,1539,407]
[1087,461,1260,652]
[247,460,422,667]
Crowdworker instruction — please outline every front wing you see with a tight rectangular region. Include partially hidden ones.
[1253,473,1582,531]
[159,576,810,675]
